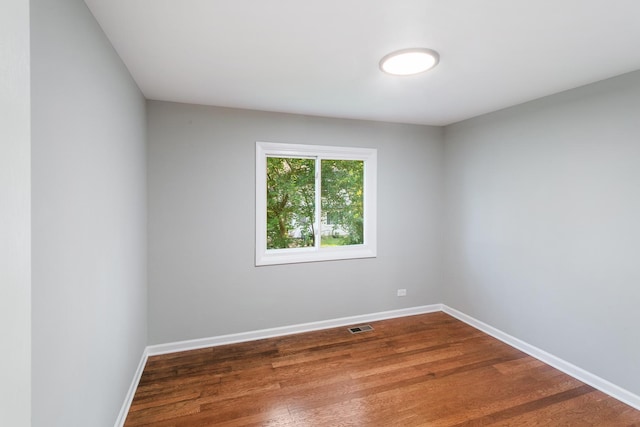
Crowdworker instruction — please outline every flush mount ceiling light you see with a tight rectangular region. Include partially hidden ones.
[379,48,440,76]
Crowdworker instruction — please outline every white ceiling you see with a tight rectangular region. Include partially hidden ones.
[84,0,640,126]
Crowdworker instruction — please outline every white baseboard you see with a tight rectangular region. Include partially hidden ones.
[442,305,640,411]
[116,303,640,426]
[146,304,443,356]
[114,348,149,427]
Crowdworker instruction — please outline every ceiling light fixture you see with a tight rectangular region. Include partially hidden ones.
[379,48,440,76]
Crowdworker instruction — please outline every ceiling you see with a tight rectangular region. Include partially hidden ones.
[83,0,640,126]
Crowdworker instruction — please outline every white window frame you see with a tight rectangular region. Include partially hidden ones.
[256,141,377,266]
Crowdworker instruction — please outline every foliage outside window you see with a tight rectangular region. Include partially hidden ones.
[256,142,377,266]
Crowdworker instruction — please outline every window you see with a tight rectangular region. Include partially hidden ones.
[256,141,377,266]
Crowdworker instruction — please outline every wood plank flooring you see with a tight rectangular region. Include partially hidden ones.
[125,312,640,426]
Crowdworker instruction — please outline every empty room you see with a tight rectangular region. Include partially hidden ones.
[3,0,640,426]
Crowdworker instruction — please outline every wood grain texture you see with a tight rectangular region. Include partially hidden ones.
[125,312,640,426]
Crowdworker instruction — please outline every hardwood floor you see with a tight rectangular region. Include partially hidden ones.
[125,312,640,426]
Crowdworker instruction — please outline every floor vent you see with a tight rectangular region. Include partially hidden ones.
[348,324,374,334]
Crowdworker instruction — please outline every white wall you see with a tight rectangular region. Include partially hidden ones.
[0,1,31,426]
[30,0,147,425]
[443,70,640,395]
[147,101,444,344]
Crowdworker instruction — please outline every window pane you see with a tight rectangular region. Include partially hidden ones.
[320,159,364,246]
[266,157,316,249]
[257,142,376,265]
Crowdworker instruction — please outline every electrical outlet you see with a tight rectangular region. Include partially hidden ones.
[397,289,407,297]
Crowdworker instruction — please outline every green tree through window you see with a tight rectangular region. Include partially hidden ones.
[321,160,364,246]
[266,157,315,249]
[266,158,364,250]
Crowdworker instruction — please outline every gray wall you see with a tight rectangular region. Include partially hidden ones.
[0,0,31,425]
[443,70,640,395]
[147,101,444,344]
[31,0,147,425]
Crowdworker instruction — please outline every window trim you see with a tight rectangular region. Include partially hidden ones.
[256,141,377,266]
